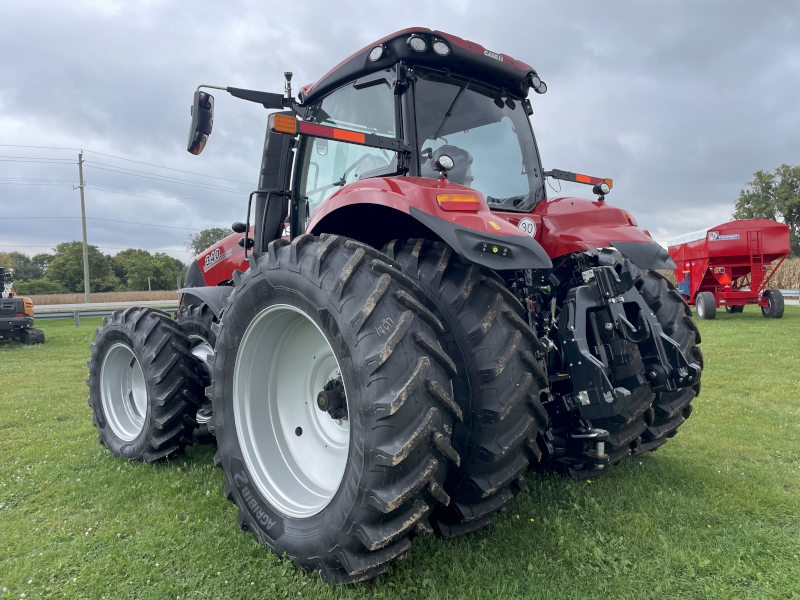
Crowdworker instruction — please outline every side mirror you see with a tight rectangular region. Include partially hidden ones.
[187,91,214,155]
[231,222,247,233]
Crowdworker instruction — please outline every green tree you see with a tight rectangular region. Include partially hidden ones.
[7,252,44,281]
[186,228,230,256]
[14,280,68,295]
[124,252,184,291]
[46,241,121,293]
[111,248,152,282]
[0,252,20,274]
[734,164,800,254]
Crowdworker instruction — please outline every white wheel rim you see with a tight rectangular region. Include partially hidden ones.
[100,343,147,441]
[233,304,350,519]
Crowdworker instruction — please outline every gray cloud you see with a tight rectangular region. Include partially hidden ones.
[1,0,798,259]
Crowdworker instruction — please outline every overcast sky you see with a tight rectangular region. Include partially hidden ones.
[1,0,798,261]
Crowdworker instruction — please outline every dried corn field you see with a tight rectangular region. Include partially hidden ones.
[27,290,178,305]
[659,257,799,289]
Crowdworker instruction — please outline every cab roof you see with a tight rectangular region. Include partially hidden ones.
[298,28,538,106]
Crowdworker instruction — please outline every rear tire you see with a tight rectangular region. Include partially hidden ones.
[388,239,549,538]
[87,308,203,462]
[761,289,784,319]
[695,291,716,320]
[175,303,217,443]
[635,271,703,454]
[211,236,459,583]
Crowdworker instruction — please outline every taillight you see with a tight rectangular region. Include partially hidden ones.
[437,193,481,212]
[624,211,637,226]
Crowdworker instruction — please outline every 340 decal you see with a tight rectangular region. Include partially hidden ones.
[203,247,235,272]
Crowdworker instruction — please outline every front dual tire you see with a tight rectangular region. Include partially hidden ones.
[87,308,204,461]
[211,236,460,583]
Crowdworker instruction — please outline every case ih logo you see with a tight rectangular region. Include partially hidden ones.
[708,231,740,242]
[484,49,504,62]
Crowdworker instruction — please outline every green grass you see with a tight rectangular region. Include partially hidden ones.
[1,308,799,599]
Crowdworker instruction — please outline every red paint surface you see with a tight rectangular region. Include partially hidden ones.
[199,181,666,287]
[667,218,790,307]
[194,228,251,286]
[493,196,652,257]
[307,176,527,237]
[299,28,533,100]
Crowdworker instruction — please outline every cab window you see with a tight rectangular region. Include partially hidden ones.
[299,75,397,215]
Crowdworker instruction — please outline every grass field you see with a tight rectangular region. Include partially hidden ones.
[1,308,799,599]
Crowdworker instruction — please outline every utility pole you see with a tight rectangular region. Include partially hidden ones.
[75,152,91,303]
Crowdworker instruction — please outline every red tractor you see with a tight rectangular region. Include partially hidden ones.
[87,29,702,583]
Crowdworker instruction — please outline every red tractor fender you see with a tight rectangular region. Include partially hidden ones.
[308,176,526,237]
[495,196,675,269]
[307,176,553,270]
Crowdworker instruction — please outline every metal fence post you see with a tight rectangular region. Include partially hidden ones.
[74,311,80,328]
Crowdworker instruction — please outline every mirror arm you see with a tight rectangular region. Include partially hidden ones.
[197,84,294,110]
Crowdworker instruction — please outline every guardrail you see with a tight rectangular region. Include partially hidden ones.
[35,306,177,326]
[778,289,799,297]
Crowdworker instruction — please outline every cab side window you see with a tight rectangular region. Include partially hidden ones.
[299,75,397,215]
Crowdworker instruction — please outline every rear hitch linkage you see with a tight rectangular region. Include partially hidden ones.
[558,265,701,421]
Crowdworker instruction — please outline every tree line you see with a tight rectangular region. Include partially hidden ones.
[734,163,799,254]
[0,228,231,296]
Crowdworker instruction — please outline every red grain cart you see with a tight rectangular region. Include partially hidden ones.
[668,218,790,319]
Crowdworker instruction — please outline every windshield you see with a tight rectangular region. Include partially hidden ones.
[414,67,544,211]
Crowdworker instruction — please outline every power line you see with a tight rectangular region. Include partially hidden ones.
[0,216,199,231]
[84,150,254,185]
[86,182,241,209]
[0,178,241,209]
[0,154,75,161]
[0,144,254,185]
[0,158,77,165]
[84,163,249,193]
[0,244,193,253]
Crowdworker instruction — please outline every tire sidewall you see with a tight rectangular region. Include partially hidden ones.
[212,268,368,564]
[89,325,154,459]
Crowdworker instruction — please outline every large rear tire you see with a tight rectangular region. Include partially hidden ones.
[87,308,204,462]
[388,239,549,538]
[211,236,460,583]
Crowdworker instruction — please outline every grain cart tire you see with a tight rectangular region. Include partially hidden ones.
[695,291,716,320]
[21,328,45,344]
[725,305,743,314]
[211,236,459,584]
[87,307,204,462]
[387,239,549,539]
[761,289,784,319]
[176,303,217,443]
[634,270,703,454]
